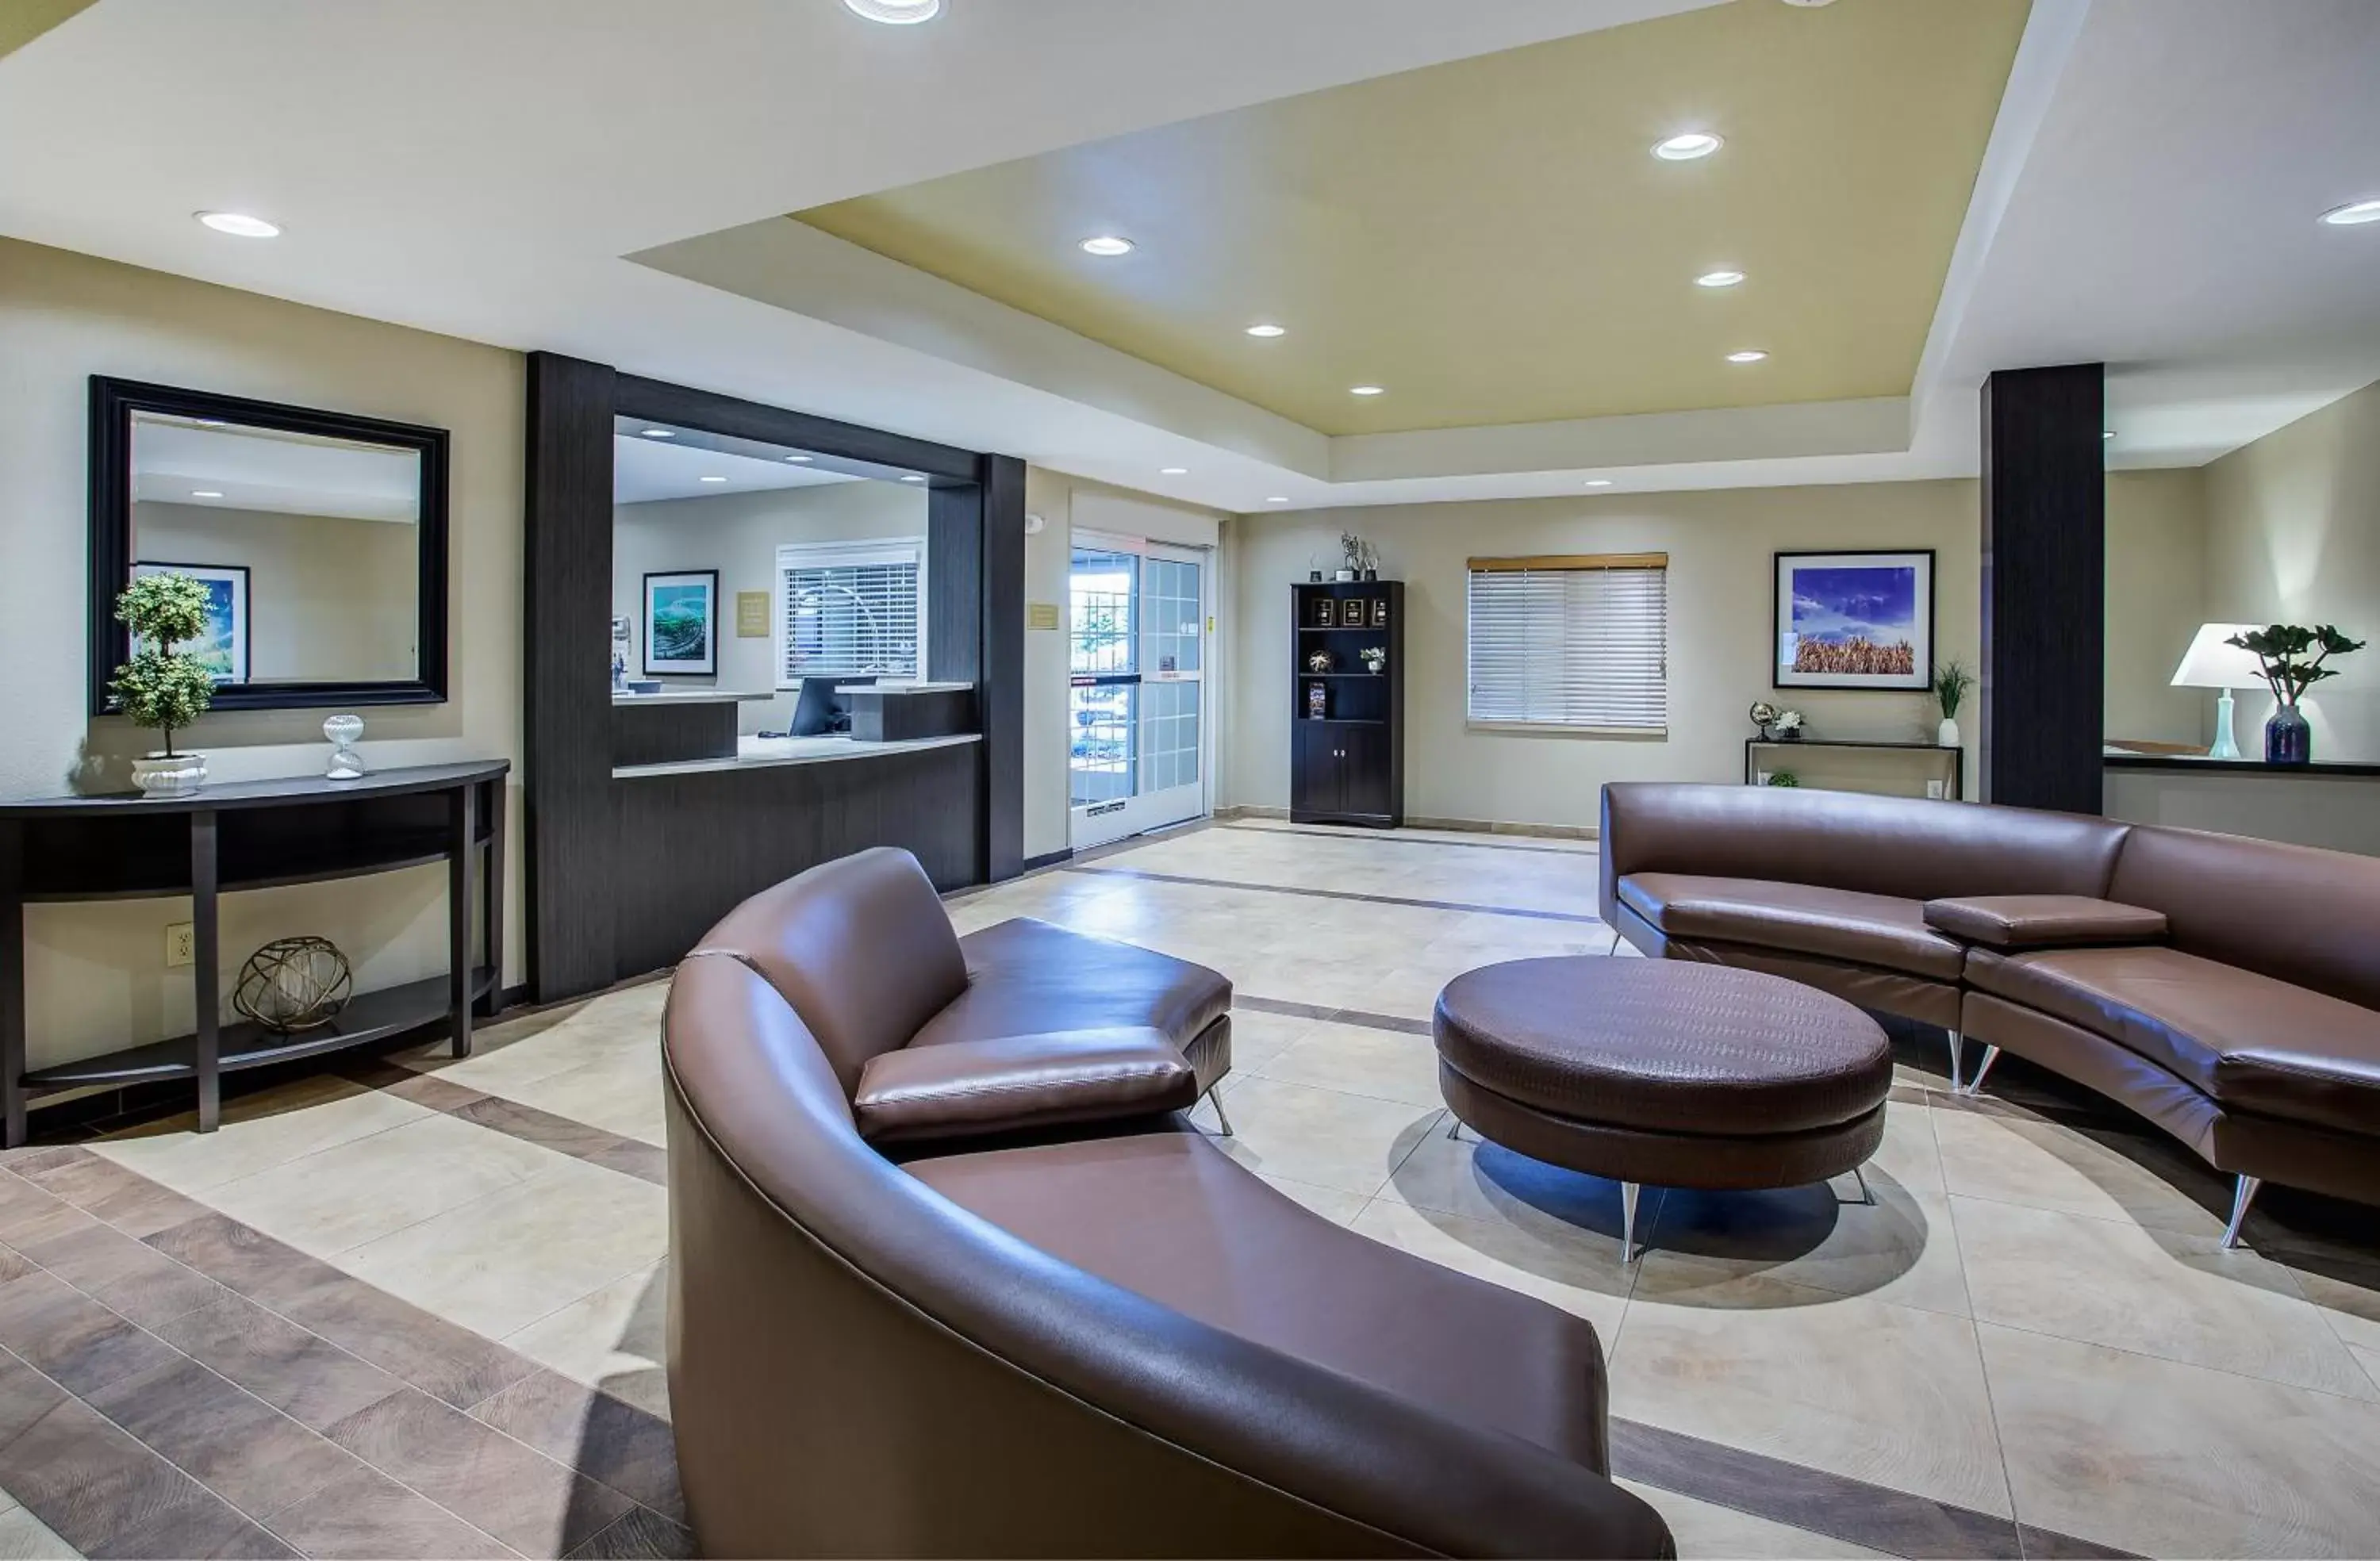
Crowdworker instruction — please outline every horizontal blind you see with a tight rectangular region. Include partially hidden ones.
[1467,556,1668,730]
[777,539,923,682]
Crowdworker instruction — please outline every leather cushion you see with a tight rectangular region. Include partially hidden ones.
[1617,873,1965,981]
[1923,895,2167,949]
[1433,957,1891,1136]
[906,1129,1613,1471]
[1967,945,2380,1135]
[915,917,1233,1055]
[853,1028,1197,1144]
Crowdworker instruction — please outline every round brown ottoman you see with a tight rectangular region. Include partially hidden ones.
[1433,957,1891,1260]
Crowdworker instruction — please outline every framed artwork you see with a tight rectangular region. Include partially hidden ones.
[134,561,250,683]
[643,569,719,676]
[1773,550,1934,691]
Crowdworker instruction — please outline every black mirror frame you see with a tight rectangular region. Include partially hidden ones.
[87,376,451,716]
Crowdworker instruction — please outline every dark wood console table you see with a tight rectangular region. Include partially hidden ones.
[0,761,507,1146]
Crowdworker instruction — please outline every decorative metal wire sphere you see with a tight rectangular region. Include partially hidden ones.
[232,936,353,1033]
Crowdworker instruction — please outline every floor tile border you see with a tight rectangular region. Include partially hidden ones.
[0,1152,689,1560]
[339,1060,669,1187]
[1063,861,1604,924]
[1606,1417,2141,1560]
[1234,993,1434,1037]
[1223,819,1596,856]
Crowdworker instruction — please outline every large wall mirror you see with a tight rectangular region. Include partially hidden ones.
[87,378,449,714]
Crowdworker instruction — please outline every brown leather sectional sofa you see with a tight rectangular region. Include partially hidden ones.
[1600,782,2380,1247]
[663,847,1674,1558]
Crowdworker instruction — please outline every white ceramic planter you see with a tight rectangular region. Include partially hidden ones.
[1937,717,1961,748]
[131,751,208,796]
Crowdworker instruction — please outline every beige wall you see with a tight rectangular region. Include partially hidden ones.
[0,236,523,1075]
[2103,469,2213,747]
[612,480,927,734]
[1227,481,1985,828]
[2202,378,2380,761]
[134,502,420,684]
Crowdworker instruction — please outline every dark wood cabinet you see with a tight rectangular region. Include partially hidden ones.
[1290,581,1404,827]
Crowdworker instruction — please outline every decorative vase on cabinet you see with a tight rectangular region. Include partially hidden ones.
[2265,704,2312,765]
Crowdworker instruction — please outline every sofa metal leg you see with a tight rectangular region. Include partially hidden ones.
[1445,1116,1464,1142]
[1618,1181,1641,1264]
[2222,1174,2263,1250]
[1208,1091,1234,1138]
[1964,1044,2002,1096]
[1944,1028,1964,1092]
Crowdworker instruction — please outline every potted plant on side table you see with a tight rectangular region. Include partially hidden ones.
[1933,660,1973,747]
[2226,624,2364,765]
[110,572,217,796]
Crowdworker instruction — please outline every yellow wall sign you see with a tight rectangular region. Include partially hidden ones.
[1026,601,1062,631]
[735,591,770,638]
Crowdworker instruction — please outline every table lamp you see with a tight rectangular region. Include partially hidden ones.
[2170,623,2265,761]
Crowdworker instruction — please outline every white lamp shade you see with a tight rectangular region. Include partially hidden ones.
[2171,623,2266,689]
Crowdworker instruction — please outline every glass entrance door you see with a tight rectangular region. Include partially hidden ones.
[1069,533,1209,850]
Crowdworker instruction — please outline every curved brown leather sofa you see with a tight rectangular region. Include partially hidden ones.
[665,847,1674,1558]
[1600,782,2380,1248]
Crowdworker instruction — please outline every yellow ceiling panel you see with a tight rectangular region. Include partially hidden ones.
[797,0,2030,435]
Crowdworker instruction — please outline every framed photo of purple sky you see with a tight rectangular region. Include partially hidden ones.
[1773,550,1935,690]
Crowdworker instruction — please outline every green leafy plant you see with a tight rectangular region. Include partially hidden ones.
[1765,770,1800,788]
[2225,624,2365,708]
[1932,660,1975,721]
[109,573,216,756]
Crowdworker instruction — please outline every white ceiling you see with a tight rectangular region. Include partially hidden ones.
[5,0,2377,514]
[611,428,864,505]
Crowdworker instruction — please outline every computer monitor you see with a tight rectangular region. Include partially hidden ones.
[789,673,878,736]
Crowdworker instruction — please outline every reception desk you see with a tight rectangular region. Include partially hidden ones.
[2104,753,2380,856]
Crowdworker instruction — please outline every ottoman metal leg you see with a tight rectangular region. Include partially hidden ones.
[1208,1091,1234,1137]
[1618,1181,1641,1264]
[1446,1116,1464,1141]
[1944,1028,1964,1091]
[1843,1164,1875,1206]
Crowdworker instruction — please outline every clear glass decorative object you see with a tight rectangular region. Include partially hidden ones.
[323,713,367,779]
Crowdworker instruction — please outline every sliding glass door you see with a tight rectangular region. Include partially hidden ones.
[1069,532,1209,850]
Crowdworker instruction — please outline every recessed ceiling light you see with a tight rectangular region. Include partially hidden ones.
[1653,132,1723,161]
[1079,235,1134,256]
[2318,198,2380,227]
[1726,349,1769,364]
[1245,323,1287,339]
[1265,497,1291,504]
[783,454,812,462]
[1160,466,1188,475]
[900,474,927,482]
[195,211,279,238]
[1349,385,1386,397]
[640,428,674,439]
[1695,270,1746,288]
[190,490,224,499]
[1585,479,1613,487]
[699,475,727,484]
[843,0,942,22]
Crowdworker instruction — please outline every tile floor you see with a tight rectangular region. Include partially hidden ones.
[2,816,2377,1557]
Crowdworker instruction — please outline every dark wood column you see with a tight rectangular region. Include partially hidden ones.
[1979,362,2105,814]
[980,454,1027,882]
[523,351,620,1001]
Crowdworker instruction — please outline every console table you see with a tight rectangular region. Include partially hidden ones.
[1745,738,1964,800]
[0,761,507,1146]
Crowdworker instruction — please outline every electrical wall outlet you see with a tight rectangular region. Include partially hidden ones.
[165,922,194,968]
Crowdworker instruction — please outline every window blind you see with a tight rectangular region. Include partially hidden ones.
[1465,554,1668,731]
[776,539,924,684]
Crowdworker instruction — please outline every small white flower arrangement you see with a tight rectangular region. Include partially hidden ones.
[1773,709,1805,738]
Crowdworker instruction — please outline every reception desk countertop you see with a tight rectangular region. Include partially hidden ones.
[612,731,980,781]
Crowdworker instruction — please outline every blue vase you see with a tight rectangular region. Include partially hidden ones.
[2264,704,2311,765]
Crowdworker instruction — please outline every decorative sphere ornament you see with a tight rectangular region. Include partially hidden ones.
[232,936,354,1033]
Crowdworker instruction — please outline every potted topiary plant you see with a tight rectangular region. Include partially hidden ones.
[1932,660,1974,748]
[2225,624,2364,765]
[110,572,218,796]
